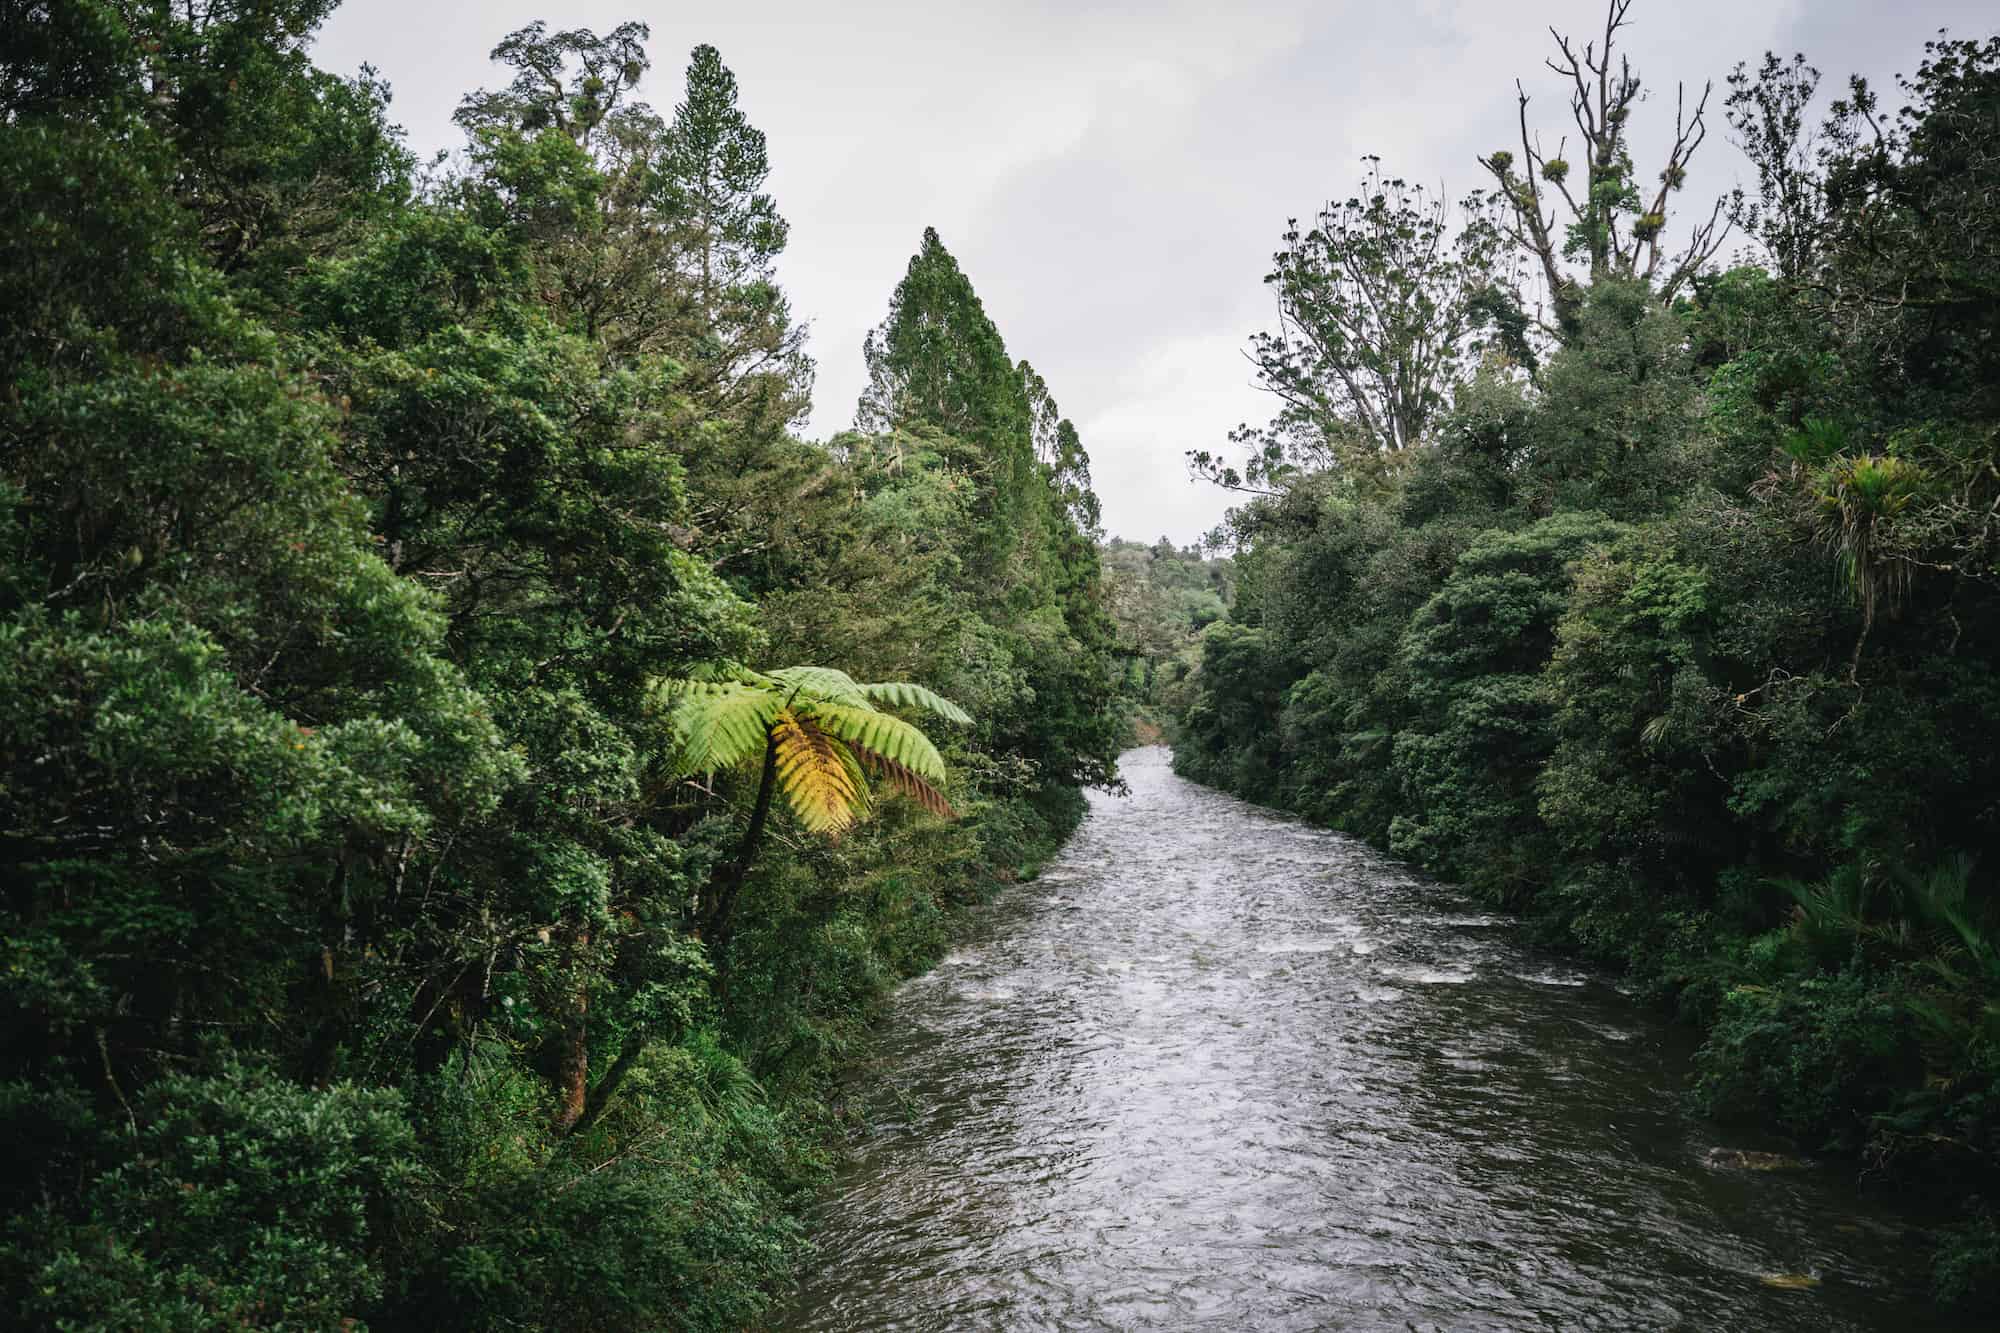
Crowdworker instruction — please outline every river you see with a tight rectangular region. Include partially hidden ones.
[778,747,1970,1331]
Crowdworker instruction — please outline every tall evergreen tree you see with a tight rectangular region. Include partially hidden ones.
[857,228,1033,450]
[656,43,813,427]
[663,46,782,316]
[854,232,1122,797]
[856,227,1040,568]
[1022,360,1101,533]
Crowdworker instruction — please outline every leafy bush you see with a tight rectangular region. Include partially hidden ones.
[1693,971,1921,1150]
[3,1064,416,1331]
[1935,1209,2000,1311]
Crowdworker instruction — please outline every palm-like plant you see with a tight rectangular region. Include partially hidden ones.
[1777,422,1930,681]
[1812,452,1925,681]
[654,665,971,946]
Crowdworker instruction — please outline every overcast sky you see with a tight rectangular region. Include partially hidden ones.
[314,0,1993,545]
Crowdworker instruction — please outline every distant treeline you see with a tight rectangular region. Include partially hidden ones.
[1100,536,1235,726]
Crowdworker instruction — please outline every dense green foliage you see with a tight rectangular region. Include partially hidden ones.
[1098,537,1235,736]
[1173,17,2000,1308]
[0,5,1118,1327]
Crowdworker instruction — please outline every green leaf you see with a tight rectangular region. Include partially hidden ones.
[860,679,972,725]
[806,702,947,783]
[765,665,869,707]
[660,681,785,775]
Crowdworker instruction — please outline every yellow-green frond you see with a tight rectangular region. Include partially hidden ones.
[805,703,947,783]
[771,711,868,834]
[851,741,958,820]
[654,664,960,839]
[766,665,870,708]
[860,680,973,726]
[657,680,787,776]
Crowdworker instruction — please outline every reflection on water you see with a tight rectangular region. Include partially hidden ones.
[779,748,1968,1332]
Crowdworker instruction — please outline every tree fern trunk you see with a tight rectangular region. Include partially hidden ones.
[1849,595,1874,684]
[706,730,779,960]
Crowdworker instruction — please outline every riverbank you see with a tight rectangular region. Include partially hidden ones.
[1155,35,2000,1313]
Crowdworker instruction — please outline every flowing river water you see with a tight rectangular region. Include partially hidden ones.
[778,748,1972,1332]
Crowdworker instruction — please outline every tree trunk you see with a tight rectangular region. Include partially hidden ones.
[550,928,591,1134]
[570,1029,647,1138]
[703,730,778,957]
[1848,595,1874,685]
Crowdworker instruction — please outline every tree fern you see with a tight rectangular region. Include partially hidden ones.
[652,663,971,946]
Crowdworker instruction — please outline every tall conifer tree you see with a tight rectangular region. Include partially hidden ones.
[660,43,812,425]
[857,229,1031,447]
[856,227,1039,569]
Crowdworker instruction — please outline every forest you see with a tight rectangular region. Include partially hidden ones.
[1171,6,2000,1307]
[1099,536,1233,738]
[8,0,2000,1325]
[0,3,1124,1326]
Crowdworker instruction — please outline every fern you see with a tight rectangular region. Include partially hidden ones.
[809,702,947,782]
[654,662,970,841]
[851,741,958,819]
[660,681,787,775]
[771,711,867,833]
[766,666,872,708]
[861,679,974,725]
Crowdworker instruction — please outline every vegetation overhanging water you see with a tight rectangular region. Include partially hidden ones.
[3,0,1999,1326]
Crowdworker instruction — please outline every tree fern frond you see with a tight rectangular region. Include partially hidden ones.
[850,741,958,819]
[860,680,973,725]
[651,674,766,709]
[660,681,786,775]
[767,665,870,707]
[807,703,947,782]
[771,710,867,834]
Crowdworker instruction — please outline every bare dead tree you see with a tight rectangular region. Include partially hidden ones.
[1478,0,1730,336]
